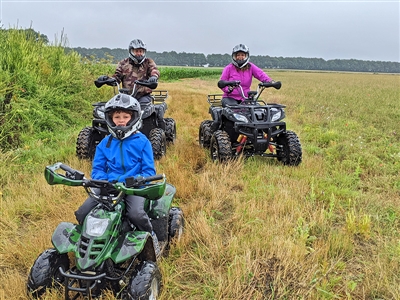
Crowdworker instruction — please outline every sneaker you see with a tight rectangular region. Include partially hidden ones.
[151,231,161,257]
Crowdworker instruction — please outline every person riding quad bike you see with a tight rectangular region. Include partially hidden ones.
[76,38,176,161]
[27,163,184,299]
[76,76,176,160]
[28,96,183,299]
[199,80,302,166]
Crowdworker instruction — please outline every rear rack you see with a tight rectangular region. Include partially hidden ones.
[152,90,168,104]
[207,94,223,107]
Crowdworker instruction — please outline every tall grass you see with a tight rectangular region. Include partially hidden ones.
[0,29,95,153]
[0,32,399,299]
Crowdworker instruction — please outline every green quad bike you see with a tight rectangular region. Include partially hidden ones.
[199,80,302,166]
[27,163,184,299]
[76,76,176,160]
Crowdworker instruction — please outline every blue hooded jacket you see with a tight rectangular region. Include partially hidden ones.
[91,132,156,183]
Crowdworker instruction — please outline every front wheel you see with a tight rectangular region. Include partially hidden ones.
[149,128,167,160]
[210,130,232,162]
[169,207,184,243]
[164,117,177,144]
[76,126,101,160]
[128,261,162,300]
[27,248,69,298]
[276,130,302,166]
[199,120,213,149]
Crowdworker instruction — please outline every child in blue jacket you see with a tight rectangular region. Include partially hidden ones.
[75,93,159,250]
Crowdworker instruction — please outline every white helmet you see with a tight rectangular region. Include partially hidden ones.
[104,94,143,140]
[128,39,147,64]
[232,44,250,68]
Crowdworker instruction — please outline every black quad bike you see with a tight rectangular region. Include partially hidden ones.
[27,162,184,299]
[199,80,302,165]
[76,76,176,160]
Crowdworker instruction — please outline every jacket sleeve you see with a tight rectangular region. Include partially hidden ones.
[252,64,272,82]
[141,139,156,177]
[112,60,125,84]
[147,58,160,79]
[219,65,231,94]
[91,140,108,180]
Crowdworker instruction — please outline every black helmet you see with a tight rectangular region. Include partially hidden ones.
[104,94,142,140]
[232,44,250,68]
[128,39,147,64]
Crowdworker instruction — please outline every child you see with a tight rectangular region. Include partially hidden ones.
[74,93,160,252]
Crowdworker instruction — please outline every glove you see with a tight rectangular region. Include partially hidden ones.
[98,75,109,81]
[227,86,234,93]
[148,76,158,83]
[106,77,118,86]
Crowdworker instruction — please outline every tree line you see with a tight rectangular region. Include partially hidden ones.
[70,47,399,74]
[1,28,398,73]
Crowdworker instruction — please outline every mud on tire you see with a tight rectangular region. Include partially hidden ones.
[149,128,166,160]
[276,130,302,166]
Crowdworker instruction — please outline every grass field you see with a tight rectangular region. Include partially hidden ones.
[1,71,399,299]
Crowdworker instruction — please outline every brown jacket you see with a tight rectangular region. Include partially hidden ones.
[112,57,160,98]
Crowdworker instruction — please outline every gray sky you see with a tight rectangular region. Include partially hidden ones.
[1,0,399,62]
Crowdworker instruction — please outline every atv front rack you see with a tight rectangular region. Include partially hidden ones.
[207,94,223,107]
[151,90,168,104]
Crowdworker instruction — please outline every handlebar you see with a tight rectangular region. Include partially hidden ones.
[217,79,282,102]
[260,80,281,90]
[44,162,166,195]
[94,76,158,90]
[217,80,241,89]
[134,80,158,90]
[94,76,118,88]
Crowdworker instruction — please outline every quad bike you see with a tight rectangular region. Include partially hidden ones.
[27,162,184,299]
[76,76,176,160]
[199,80,302,165]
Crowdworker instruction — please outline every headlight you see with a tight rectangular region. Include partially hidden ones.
[85,216,109,237]
[94,107,105,119]
[271,108,283,122]
[233,113,249,123]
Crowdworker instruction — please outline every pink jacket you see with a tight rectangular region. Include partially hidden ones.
[220,63,272,101]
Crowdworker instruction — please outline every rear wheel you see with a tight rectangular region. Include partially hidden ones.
[169,207,184,242]
[76,126,101,160]
[128,261,162,300]
[199,120,213,148]
[164,117,177,144]
[276,130,302,166]
[210,130,232,162]
[27,248,69,298]
[149,128,166,160]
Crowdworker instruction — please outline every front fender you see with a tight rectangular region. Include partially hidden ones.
[110,231,154,264]
[148,183,176,219]
[141,104,156,119]
[51,222,82,254]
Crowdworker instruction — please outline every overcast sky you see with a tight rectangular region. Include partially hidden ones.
[1,0,399,62]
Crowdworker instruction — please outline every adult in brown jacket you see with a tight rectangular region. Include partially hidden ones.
[112,39,160,105]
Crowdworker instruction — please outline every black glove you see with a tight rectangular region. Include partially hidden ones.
[98,75,109,81]
[227,86,234,93]
[106,77,118,86]
[148,76,158,83]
